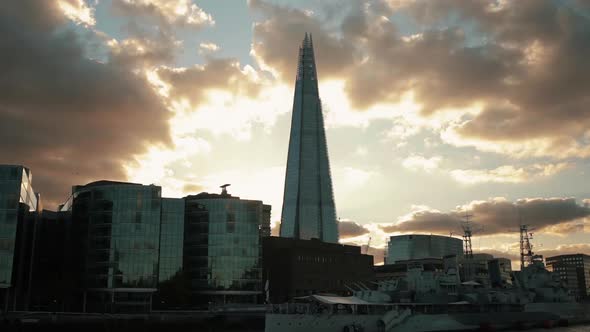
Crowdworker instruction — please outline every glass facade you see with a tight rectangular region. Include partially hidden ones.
[386,234,464,264]
[1,168,274,310]
[184,192,270,305]
[0,165,38,288]
[280,33,339,243]
[158,198,184,283]
[68,181,162,311]
[70,182,162,290]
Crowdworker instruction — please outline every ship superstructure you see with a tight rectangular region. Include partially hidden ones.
[266,225,589,332]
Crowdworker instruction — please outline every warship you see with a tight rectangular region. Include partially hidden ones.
[265,249,590,331]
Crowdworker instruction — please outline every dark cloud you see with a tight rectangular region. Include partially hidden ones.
[249,0,590,157]
[339,221,370,238]
[453,1,590,148]
[249,0,356,81]
[157,58,263,106]
[380,197,590,236]
[111,0,214,31]
[0,1,172,208]
[0,1,66,31]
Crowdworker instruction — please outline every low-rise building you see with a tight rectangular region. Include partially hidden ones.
[546,254,590,300]
[262,237,374,303]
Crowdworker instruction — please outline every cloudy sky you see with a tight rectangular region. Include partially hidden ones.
[1,0,590,266]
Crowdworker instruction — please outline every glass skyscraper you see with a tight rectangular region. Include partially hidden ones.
[280,33,339,243]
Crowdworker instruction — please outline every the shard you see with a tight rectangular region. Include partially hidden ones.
[279,33,339,243]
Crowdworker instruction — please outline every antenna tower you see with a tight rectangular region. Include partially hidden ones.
[461,211,474,259]
[519,224,534,269]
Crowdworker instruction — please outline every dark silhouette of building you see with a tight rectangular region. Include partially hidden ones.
[29,209,81,311]
[262,237,373,303]
[547,254,590,300]
[280,33,338,243]
[0,165,272,312]
[0,165,41,311]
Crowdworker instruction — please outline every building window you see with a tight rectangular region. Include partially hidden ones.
[227,212,235,233]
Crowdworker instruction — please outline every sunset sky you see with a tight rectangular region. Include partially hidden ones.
[1,0,590,266]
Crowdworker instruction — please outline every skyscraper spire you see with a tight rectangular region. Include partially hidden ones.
[280,33,339,243]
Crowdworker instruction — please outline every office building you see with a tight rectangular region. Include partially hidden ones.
[153,198,187,309]
[158,198,185,283]
[62,180,163,312]
[386,234,463,264]
[0,165,40,311]
[546,254,590,300]
[0,163,274,311]
[280,33,338,243]
[184,186,271,306]
[262,237,374,303]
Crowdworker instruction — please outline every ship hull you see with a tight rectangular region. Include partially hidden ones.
[265,303,590,332]
[266,312,482,332]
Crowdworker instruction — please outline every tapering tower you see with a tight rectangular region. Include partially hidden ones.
[279,33,339,243]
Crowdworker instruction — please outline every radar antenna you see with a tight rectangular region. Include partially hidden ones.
[220,184,231,195]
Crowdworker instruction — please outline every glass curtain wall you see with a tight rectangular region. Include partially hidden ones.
[159,198,184,283]
[71,182,161,312]
[185,196,266,306]
[0,165,39,310]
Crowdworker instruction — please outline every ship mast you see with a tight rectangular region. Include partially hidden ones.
[461,211,474,259]
[519,224,535,269]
